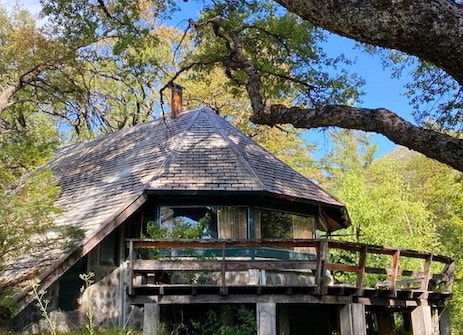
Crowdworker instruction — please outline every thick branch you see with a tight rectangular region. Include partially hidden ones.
[253,104,463,172]
[0,62,55,116]
[274,0,463,85]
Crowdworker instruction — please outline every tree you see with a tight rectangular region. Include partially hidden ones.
[321,130,438,252]
[180,67,322,179]
[248,0,463,172]
[396,151,463,333]
[152,0,463,172]
[0,3,175,139]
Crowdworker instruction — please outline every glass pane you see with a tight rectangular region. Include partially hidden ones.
[218,207,248,238]
[260,210,293,239]
[158,206,218,239]
[258,209,315,239]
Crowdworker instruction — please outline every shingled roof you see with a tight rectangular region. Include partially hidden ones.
[1,107,348,302]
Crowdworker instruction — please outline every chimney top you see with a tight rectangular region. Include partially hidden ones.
[169,82,184,119]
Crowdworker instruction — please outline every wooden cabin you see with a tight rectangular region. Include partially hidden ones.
[0,97,454,334]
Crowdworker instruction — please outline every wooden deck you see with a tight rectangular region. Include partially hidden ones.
[126,238,454,307]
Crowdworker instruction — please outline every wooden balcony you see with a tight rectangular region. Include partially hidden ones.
[126,239,455,306]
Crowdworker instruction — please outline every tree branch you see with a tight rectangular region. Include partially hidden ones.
[274,0,463,85]
[252,104,463,172]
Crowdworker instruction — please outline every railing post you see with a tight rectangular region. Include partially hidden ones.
[315,240,329,295]
[389,250,400,292]
[220,241,227,295]
[356,246,367,289]
[420,254,433,291]
[128,240,134,296]
[444,260,456,292]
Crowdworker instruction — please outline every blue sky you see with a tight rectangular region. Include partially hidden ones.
[168,2,411,158]
[6,0,413,158]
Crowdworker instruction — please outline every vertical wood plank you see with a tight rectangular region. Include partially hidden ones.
[411,305,432,335]
[420,255,433,291]
[316,240,329,295]
[389,250,400,291]
[444,261,456,292]
[377,308,394,335]
[356,246,367,288]
[438,308,451,335]
[128,240,134,295]
[278,305,290,335]
[257,302,277,335]
[143,303,160,335]
[221,242,227,295]
[339,304,367,335]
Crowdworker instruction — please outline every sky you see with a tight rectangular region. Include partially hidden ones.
[2,0,414,158]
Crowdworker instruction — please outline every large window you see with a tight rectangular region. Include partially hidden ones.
[255,209,316,253]
[154,206,248,239]
[150,206,315,243]
[255,208,315,239]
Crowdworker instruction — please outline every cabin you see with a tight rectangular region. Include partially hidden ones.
[0,89,455,335]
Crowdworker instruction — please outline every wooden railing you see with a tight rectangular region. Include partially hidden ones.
[126,239,455,296]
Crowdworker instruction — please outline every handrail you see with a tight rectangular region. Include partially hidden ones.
[126,238,455,295]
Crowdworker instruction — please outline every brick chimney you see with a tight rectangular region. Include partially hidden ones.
[169,82,184,119]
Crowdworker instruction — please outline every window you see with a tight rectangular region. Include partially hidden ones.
[154,206,248,239]
[158,206,218,238]
[255,208,315,239]
[255,209,316,253]
[217,206,247,239]
[99,229,119,266]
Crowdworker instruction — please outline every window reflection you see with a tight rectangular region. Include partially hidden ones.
[157,206,248,239]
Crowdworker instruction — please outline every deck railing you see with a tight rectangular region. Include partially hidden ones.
[126,239,455,296]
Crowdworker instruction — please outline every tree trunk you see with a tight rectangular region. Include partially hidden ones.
[274,0,463,85]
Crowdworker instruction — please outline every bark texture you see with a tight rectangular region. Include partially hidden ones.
[252,105,463,172]
[246,0,463,171]
[274,0,463,85]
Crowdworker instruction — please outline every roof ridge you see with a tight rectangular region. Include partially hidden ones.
[142,109,203,188]
[208,111,267,190]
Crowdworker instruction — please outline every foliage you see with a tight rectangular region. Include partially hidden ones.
[191,305,256,335]
[181,68,321,179]
[321,130,440,284]
[179,1,362,109]
[322,130,438,250]
[371,47,463,132]
[147,215,211,240]
[397,153,463,333]
[79,273,96,335]
[0,110,61,268]
[29,279,58,335]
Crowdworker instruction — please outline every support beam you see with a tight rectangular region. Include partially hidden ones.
[438,308,451,335]
[377,309,394,335]
[411,305,433,335]
[278,305,290,335]
[340,304,367,335]
[257,302,277,335]
[143,303,160,335]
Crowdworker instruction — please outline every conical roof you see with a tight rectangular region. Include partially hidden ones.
[1,107,348,297]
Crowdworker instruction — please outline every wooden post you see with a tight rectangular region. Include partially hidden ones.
[420,255,433,291]
[389,250,400,292]
[377,308,394,335]
[128,240,134,295]
[356,246,367,288]
[411,305,433,335]
[339,304,367,335]
[257,302,277,335]
[278,305,290,335]
[438,308,451,335]
[316,240,329,295]
[220,242,228,295]
[143,303,160,335]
